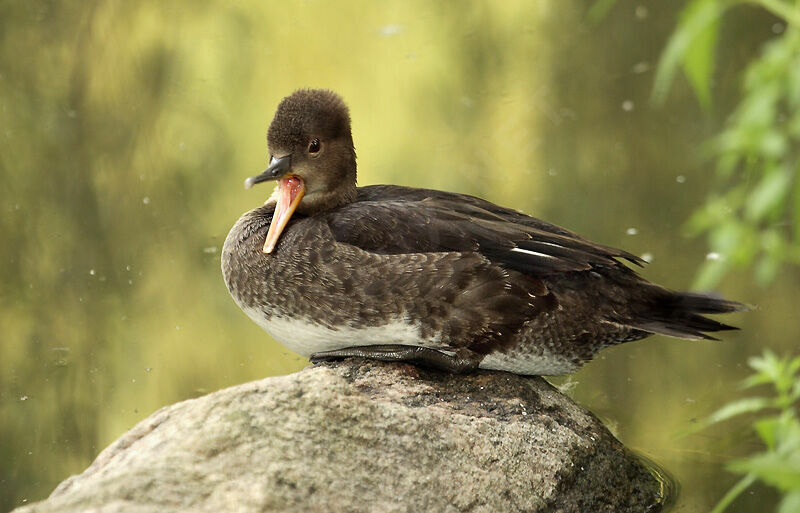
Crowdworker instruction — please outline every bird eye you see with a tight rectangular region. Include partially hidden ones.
[308,138,321,154]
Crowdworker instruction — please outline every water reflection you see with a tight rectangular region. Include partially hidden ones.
[0,1,794,512]
[636,451,678,512]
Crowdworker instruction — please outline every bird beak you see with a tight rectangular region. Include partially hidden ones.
[243,155,306,254]
[244,155,292,189]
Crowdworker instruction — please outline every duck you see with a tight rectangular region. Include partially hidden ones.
[221,89,744,375]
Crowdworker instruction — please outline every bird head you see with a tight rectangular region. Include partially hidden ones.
[244,89,357,253]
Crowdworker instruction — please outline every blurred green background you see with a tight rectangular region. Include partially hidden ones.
[1,1,797,511]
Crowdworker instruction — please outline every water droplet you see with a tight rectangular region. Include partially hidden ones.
[632,61,650,74]
[126,265,131,271]
[89,269,95,276]
[379,24,404,37]
[20,395,28,401]
[626,227,638,236]
[635,6,648,19]
[676,175,686,183]
[773,23,785,34]
[142,196,150,205]
[706,252,721,260]
[641,252,653,263]
[203,246,218,254]
[622,100,634,111]
[548,168,558,176]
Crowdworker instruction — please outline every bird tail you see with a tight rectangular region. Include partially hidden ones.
[629,291,748,341]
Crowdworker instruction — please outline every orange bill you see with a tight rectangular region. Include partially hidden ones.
[264,176,305,254]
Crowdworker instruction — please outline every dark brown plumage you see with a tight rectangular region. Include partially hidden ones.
[222,89,745,375]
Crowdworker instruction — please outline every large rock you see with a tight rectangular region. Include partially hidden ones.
[15,360,667,513]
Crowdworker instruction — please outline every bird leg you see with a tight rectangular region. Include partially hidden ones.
[309,345,481,374]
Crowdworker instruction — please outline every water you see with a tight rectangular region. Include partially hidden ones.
[637,452,678,512]
[0,1,794,511]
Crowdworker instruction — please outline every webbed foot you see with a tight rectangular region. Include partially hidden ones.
[309,344,480,374]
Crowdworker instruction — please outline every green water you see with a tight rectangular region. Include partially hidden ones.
[0,1,793,511]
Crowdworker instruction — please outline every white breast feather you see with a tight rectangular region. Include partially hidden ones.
[241,305,435,357]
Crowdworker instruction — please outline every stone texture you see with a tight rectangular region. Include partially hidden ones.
[14,360,666,513]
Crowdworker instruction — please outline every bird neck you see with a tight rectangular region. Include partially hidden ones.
[299,150,357,214]
[300,181,357,214]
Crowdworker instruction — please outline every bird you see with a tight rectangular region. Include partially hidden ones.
[221,89,745,376]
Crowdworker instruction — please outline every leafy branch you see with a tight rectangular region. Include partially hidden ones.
[653,0,800,288]
[691,351,800,513]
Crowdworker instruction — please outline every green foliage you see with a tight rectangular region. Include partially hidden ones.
[655,0,800,288]
[698,351,800,513]
[586,0,620,24]
[652,0,724,109]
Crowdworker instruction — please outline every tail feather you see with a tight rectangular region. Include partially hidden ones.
[670,292,748,315]
[630,292,747,341]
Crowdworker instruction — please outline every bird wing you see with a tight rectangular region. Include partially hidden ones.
[278,215,544,354]
[326,185,643,277]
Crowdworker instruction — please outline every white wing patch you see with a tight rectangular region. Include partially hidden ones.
[510,247,558,259]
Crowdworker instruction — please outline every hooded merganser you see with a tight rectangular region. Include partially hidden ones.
[222,89,744,375]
